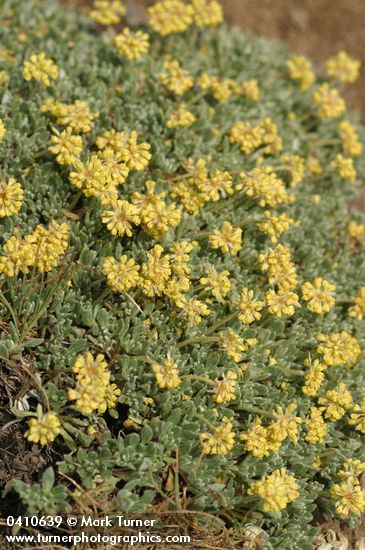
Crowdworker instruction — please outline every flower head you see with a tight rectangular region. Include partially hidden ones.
[23,52,58,86]
[25,411,61,446]
[0,177,23,217]
[248,468,299,513]
[200,419,235,455]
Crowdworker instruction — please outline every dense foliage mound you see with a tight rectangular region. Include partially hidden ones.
[1,0,365,547]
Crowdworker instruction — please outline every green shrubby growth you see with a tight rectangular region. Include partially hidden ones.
[1,0,365,546]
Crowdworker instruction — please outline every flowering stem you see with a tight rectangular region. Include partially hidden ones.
[181,374,216,386]
[206,311,238,334]
[237,404,275,418]
[194,413,216,432]
[176,335,219,349]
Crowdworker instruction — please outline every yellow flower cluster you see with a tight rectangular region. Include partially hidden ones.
[349,398,365,434]
[338,120,363,157]
[212,369,238,403]
[68,352,121,414]
[301,277,336,314]
[258,244,298,290]
[152,357,181,389]
[25,410,61,446]
[265,289,300,318]
[41,99,99,134]
[248,468,299,513]
[199,75,260,103]
[230,118,282,155]
[331,461,365,517]
[148,0,223,35]
[0,220,69,276]
[49,128,83,166]
[171,158,234,213]
[23,52,58,86]
[239,167,292,208]
[219,330,246,362]
[114,28,150,60]
[331,154,357,182]
[241,403,302,458]
[326,51,361,83]
[209,221,242,255]
[317,331,361,367]
[0,71,10,86]
[0,177,23,218]
[302,358,326,397]
[348,287,365,320]
[102,254,140,293]
[237,288,264,325]
[166,103,196,128]
[286,54,315,91]
[200,265,231,302]
[160,59,194,96]
[90,0,126,26]
[280,154,305,186]
[312,84,346,119]
[0,119,6,141]
[199,419,235,455]
[305,406,328,444]
[257,211,294,243]
[318,382,353,421]
[348,220,365,239]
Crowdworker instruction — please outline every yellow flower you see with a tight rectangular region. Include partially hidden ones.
[212,370,237,403]
[259,244,298,290]
[348,220,365,239]
[236,79,260,101]
[348,287,365,320]
[102,200,141,236]
[140,244,171,297]
[152,358,181,389]
[191,0,223,27]
[317,331,361,367]
[229,121,263,155]
[148,1,194,36]
[114,28,149,60]
[72,352,109,384]
[248,468,299,513]
[55,100,99,134]
[259,117,283,154]
[175,296,210,325]
[102,255,140,293]
[209,221,242,255]
[338,120,363,157]
[318,382,353,421]
[26,220,69,273]
[280,154,305,186]
[265,289,300,318]
[240,167,292,208]
[0,177,23,217]
[199,419,235,455]
[302,358,326,397]
[238,287,264,325]
[326,51,361,83]
[68,383,109,414]
[287,54,315,90]
[119,130,151,171]
[240,417,274,459]
[312,84,346,119]
[0,236,34,276]
[257,211,294,243]
[349,398,365,434]
[301,277,336,314]
[219,329,247,362]
[90,0,126,25]
[98,383,122,413]
[267,403,302,444]
[160,59,194,96]
[305,406,327,444]
[306,156,323,175]
[200,265,231,302]
[25,411,61,446]
[97,148,129,185]
[166,104,196,128]
[331,154,357,182]
[0,71,10,86]
[0,119,6,140]
[330,480,365,517]
[23,52,58,86]
[49,128,83,165]
[338,459,365,482]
